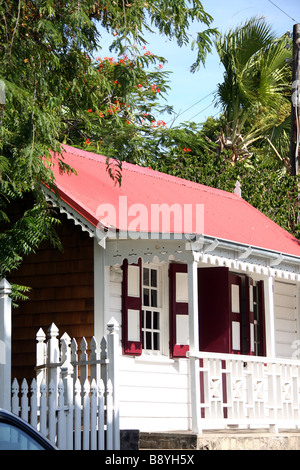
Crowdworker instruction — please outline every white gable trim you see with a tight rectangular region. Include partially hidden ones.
[44,187,300,279]
[43,187,95,238]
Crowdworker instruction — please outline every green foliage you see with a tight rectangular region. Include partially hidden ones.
[0,0,217,282]
[0,2,297,293]
[214,17,292,166]
[151,116,299,239]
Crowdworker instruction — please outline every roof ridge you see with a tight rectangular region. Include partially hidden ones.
[61,144,107,163]
[61,144,238,202]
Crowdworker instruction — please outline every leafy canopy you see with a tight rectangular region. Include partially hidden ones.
[0,0,218,293]
[214,17,292,166]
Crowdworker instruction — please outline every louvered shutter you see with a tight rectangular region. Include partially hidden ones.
[256,280,266,356]
[122,258,142,355]
[247,276,255,355]
[229,273,243,354]
[169,263,189,358]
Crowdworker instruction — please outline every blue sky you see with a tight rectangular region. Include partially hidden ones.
[99,0,299,126]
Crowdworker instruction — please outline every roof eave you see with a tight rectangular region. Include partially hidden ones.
[43,186,300,274]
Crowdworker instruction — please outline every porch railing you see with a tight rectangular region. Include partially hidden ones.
[188,350,300,433]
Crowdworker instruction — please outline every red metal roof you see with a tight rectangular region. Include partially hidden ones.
[49,144,300,257]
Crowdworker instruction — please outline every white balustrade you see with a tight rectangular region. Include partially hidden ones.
[188,350,300,432]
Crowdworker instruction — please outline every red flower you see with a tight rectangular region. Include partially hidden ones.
[85,139,91,146]
[151,85,160,93]
[183,147,191,153]
[87,109,92,113]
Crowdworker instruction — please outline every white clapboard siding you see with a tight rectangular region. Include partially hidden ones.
[121,416,191,433]
[108,267,191,431]
[274,281,298,359]
[118,355,190,431]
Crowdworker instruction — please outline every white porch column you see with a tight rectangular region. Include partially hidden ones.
[264,273,276,357]
[0,278,12,411]
[188,255,201,433]
[94,239,108,342]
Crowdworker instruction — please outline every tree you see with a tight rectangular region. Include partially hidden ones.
[0,0,217,295]
[214,17,292,166]
[152,116,300,238]
[123,17,298,239]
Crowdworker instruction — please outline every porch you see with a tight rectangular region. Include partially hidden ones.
[138,351,300,450]
[117,350,300,439]
[188,350,300,434]
[100,236,300,436]
[2,283,300,448]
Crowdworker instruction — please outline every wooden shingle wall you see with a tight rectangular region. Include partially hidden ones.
[9,212,94,381]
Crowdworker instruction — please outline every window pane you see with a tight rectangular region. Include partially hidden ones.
[146,332,152,350]
[151,269,157,287]
[153,311,159,330]
[141,265,161,353]
[151,289,157,307]
[146,310,152,329]
[153,332,159,350]
[143,268,149,286]
[143,288,150,306]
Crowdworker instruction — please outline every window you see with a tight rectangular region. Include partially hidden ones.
[142,266,161,352]
[122,260,165,356]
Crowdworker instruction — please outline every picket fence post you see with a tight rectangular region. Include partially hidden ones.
[107,317,120,450]
[98,379,105,449]
[0,278,12,411]
[60,333,73,450]
[47,323,60,397]
[36,328,46,390]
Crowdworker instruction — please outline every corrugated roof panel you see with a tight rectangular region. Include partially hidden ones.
[49,144,300,257]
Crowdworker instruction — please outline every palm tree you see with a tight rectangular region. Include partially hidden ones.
[215,17,292,166]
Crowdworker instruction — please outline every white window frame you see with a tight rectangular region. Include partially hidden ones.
[141,262,168,356]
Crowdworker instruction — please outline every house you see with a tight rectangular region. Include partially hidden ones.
[9,144,300,434]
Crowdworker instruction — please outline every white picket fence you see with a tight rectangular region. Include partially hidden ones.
[11,318,120,450]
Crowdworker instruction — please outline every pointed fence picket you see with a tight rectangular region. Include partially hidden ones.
[11,318,120,450]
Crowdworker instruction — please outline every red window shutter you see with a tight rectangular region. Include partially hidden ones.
[169,263,189,358]
[246,276,255,355]
[257,280,266,357]
[229,273,243,354]
[122,258,142,355]
[198,267,231,353]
